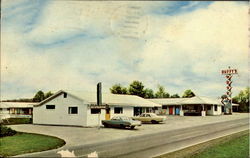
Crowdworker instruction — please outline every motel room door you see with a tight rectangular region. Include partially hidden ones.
[105,108,110,120]
[169,106,173,115]
[175,106,180,115]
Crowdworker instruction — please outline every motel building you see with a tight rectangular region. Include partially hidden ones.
[33,90,161,127]
[0,102,34,119]
[148,96,239,116]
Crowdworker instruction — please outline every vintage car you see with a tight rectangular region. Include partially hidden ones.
[102,116,141,129]
[132,113,166,124]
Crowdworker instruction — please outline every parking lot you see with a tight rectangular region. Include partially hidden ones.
[9,113,249,148]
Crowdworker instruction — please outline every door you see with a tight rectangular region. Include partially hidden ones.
[105,108,110,120]
[175,107,180,115]
[169,106,173,115]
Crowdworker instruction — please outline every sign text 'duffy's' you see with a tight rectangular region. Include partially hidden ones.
[221,69,237,75]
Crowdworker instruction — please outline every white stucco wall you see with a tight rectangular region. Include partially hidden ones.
[212,105,222,115]
[33,93,88,126]
[206,105,222,116]
[86,108,106,126]
[110,106,134,118]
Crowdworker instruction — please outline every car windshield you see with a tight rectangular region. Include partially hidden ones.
[111,116,120,120]
[120,116,132,121]
[150,113,157,117]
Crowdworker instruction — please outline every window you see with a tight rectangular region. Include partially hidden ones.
[68,107,78,114]
[114,107,123,114]
[46,105,55,109]
[162,106,168,109]
[63,92,67,98]
[214,105,218,111]
[91,109,101,114]
[207,105,211,110]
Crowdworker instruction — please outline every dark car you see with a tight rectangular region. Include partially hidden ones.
[102,116,141,129]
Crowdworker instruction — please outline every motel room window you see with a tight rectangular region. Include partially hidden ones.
[207,105,211,110]
[214,105,218,111]
[162,106,168,109]
[91,109,101,114]
[114,107,123,114]
[46,105,55,109]
[63,92,67,98]
[68,107,78,114]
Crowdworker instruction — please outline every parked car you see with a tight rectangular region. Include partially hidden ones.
[132,113,166,124]
[102,116,141,129]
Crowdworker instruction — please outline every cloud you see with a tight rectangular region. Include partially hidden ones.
[1,1,248,99]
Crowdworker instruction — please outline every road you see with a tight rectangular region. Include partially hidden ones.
[18,118,249,157]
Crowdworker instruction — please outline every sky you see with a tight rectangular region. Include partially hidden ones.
[1,0,249,100]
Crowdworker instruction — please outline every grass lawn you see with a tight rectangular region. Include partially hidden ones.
[0,132,65,157]
[156,130,249,158]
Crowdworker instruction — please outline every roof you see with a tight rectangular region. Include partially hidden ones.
[0,102,35,108]
[148,96,223,105]
[36,90,161,107]
[147,98,186,105]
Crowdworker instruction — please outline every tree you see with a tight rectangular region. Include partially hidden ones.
[170,94,180,98]
[128,80,145,97]
[45,91,53,99]
[33,90,45,102]
[233,87,249,112]
[110,84,127,94]
[182,89,195,98]
[144,88,154,98]
[155,85,170,98]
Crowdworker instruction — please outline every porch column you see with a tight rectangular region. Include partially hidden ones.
[201,104,206,117]
[180,105,184,116]
[29,109,32,115]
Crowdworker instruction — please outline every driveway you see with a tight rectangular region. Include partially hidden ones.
[9,113,249,148]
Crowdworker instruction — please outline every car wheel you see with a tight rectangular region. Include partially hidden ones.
[151,120,158,124]
[104,123,108,128]
[130,126,135,129]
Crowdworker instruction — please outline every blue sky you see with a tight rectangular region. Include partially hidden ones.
[1,1,248,99]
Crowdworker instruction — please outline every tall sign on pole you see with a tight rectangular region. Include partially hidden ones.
[221,66,237,115]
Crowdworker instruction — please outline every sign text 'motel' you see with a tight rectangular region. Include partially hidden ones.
[221,69,237,75]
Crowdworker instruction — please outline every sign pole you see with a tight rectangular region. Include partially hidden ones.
[221,66,237,115]
[97,82,102,129]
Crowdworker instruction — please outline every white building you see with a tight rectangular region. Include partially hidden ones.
[148,96,227,116]
[33,90,161,127]
[0,102,34,120]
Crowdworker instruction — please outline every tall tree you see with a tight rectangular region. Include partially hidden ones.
[182,89,195,98]
[144,88,154,98]
[110,84,127,94]
[45,91,53,99]
[170,94,180,98]
[128,80,145,97]
[233,87,249,112]
[33,90,45,102]
[155,85,170,98]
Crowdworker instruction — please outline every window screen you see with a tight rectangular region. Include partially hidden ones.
[68,107,78,114]
[114,107,123,114]
[91,109,101,114]
[46,105,55,109]
[214,105,218,111]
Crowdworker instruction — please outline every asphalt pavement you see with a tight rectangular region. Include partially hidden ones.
[11,113,249,157]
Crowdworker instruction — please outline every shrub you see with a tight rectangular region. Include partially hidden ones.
[2,118,32,125]
[0,125,17,137]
